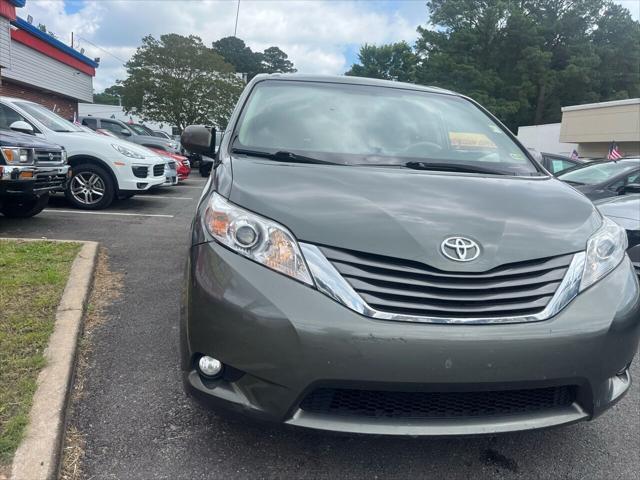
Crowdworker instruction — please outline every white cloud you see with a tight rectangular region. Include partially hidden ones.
[21,0,419,92]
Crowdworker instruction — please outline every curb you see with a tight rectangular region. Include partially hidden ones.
[7,240,99,480]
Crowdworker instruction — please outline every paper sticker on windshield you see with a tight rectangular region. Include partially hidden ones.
[510,152,525,161]
[489,125,503,134]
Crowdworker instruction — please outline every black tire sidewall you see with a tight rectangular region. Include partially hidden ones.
[65,164,115,210]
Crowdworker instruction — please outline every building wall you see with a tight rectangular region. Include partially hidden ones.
[560,99,640,144]
[516,123,577,156]
[0,16,10,68]
[2,40,93,102]
[0,79,78,118]
[577,141,640,159]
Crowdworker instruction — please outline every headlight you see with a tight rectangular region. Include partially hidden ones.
[61,150,68,164]
[112,144,145,159]
[581,217,628,291]
[204,192,313,285]
[1,147,31,164]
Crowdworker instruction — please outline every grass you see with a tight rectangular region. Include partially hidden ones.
[0,240,81,467]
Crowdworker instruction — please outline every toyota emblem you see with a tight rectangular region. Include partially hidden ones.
[441,237,481,262]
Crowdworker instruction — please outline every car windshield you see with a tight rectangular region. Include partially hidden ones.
[15,102,82,133]
[233,81,540,175]
[130,124,153,135]
[558,161,639,185]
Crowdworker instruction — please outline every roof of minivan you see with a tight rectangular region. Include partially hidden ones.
[252,74,457,95]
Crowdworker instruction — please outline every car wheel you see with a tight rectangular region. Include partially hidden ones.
[0,193,50,218]
[65,164,115,210]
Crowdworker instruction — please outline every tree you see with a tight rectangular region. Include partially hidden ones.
[119,34,244,130]
[212,36,263,79]
[346,42,416,82]
[212,37,296,79]
[261,46,296,74]
[93,85,124,105]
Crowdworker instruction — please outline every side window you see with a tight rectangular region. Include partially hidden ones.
[0,104,29,130]
[82,118,97,129]
[627,171,640,184]
[550,158,576,174]
[101,120,126,137]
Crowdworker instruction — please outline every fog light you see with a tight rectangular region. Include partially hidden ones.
[198,355,222,378]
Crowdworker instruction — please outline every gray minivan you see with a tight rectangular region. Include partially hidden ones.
[180,74,639,436]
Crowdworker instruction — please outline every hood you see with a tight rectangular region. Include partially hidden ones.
[0,129,61,149]
[596,195,640,229]
[228,159,601,272]
[56,131,161,163]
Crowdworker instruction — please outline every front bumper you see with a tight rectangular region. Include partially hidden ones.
[0,164,69,196]
[182,242,640,436]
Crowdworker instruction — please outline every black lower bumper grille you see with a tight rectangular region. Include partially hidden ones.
[300,386,576,419]
[153,164,165,176]
[34,174,66,191]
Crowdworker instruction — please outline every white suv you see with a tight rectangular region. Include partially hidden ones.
[0,97,168,209]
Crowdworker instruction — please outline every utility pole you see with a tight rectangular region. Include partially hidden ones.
[234,0,240,37]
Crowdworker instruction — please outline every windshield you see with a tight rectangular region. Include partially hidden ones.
[558,161,638,185]
[130,124,153,135]
[233,81,539,175]
[16,102,82,133]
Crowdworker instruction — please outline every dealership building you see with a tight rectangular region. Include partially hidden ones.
[0,0,97,119]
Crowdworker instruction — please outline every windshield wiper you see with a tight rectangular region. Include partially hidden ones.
[231,148,338,165]
[403,161,515,176]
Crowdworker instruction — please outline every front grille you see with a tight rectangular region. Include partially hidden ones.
[132,166,148,178]
[34,173,66,191]
[319,245,574,318]
[34,149,63,165]
[153,164,165,176]
[300,386,576,419]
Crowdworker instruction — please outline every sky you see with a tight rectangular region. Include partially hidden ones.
[20,0,640,93]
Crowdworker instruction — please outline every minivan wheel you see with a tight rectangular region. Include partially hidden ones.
[65,164,115,209]
[0,193,49,218]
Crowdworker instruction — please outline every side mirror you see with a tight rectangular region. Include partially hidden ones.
[623,183,640,195]
[9,121,34,135]
[120,128,132,137]
[181,125,216,156]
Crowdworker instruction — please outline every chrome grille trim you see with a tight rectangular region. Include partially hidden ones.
[300,243,586,325]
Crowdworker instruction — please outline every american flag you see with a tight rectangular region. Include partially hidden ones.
[570,149,579,160]
[607,142,622,160]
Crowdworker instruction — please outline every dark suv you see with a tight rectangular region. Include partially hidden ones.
[0,128,69,218]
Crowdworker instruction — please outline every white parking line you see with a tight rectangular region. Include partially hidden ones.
[175,185,206,189]
[134,195,193,200]
[43,209,174,218]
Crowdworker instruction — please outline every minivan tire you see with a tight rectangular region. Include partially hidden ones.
[65,163,115,210]
[0,193,49,218]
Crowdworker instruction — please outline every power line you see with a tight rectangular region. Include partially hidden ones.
[76,35,128,64]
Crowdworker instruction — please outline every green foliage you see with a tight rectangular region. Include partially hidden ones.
[346,0,640,130]
[346,42,416,82]
[119,34,244,130]
[93,85,124,106]
[213,36,296,80]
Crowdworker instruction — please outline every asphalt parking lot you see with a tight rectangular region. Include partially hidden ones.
[0,177,638,480]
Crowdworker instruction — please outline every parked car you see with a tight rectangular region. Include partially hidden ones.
[0,97,168,209]
[180,74,639,437]
[596,194,640,277]
[152,130,174,141]
[148,147,191,181]
[0,128,69,217]
[79,116,180,154]
[557,158,640,200]
[540,152,586,175]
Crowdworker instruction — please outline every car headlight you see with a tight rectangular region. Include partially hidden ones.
[112,144,145,159]
[204,192,313,285]
[581,217,628,291]
[61,150,68,164]
[1,147,31,164]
